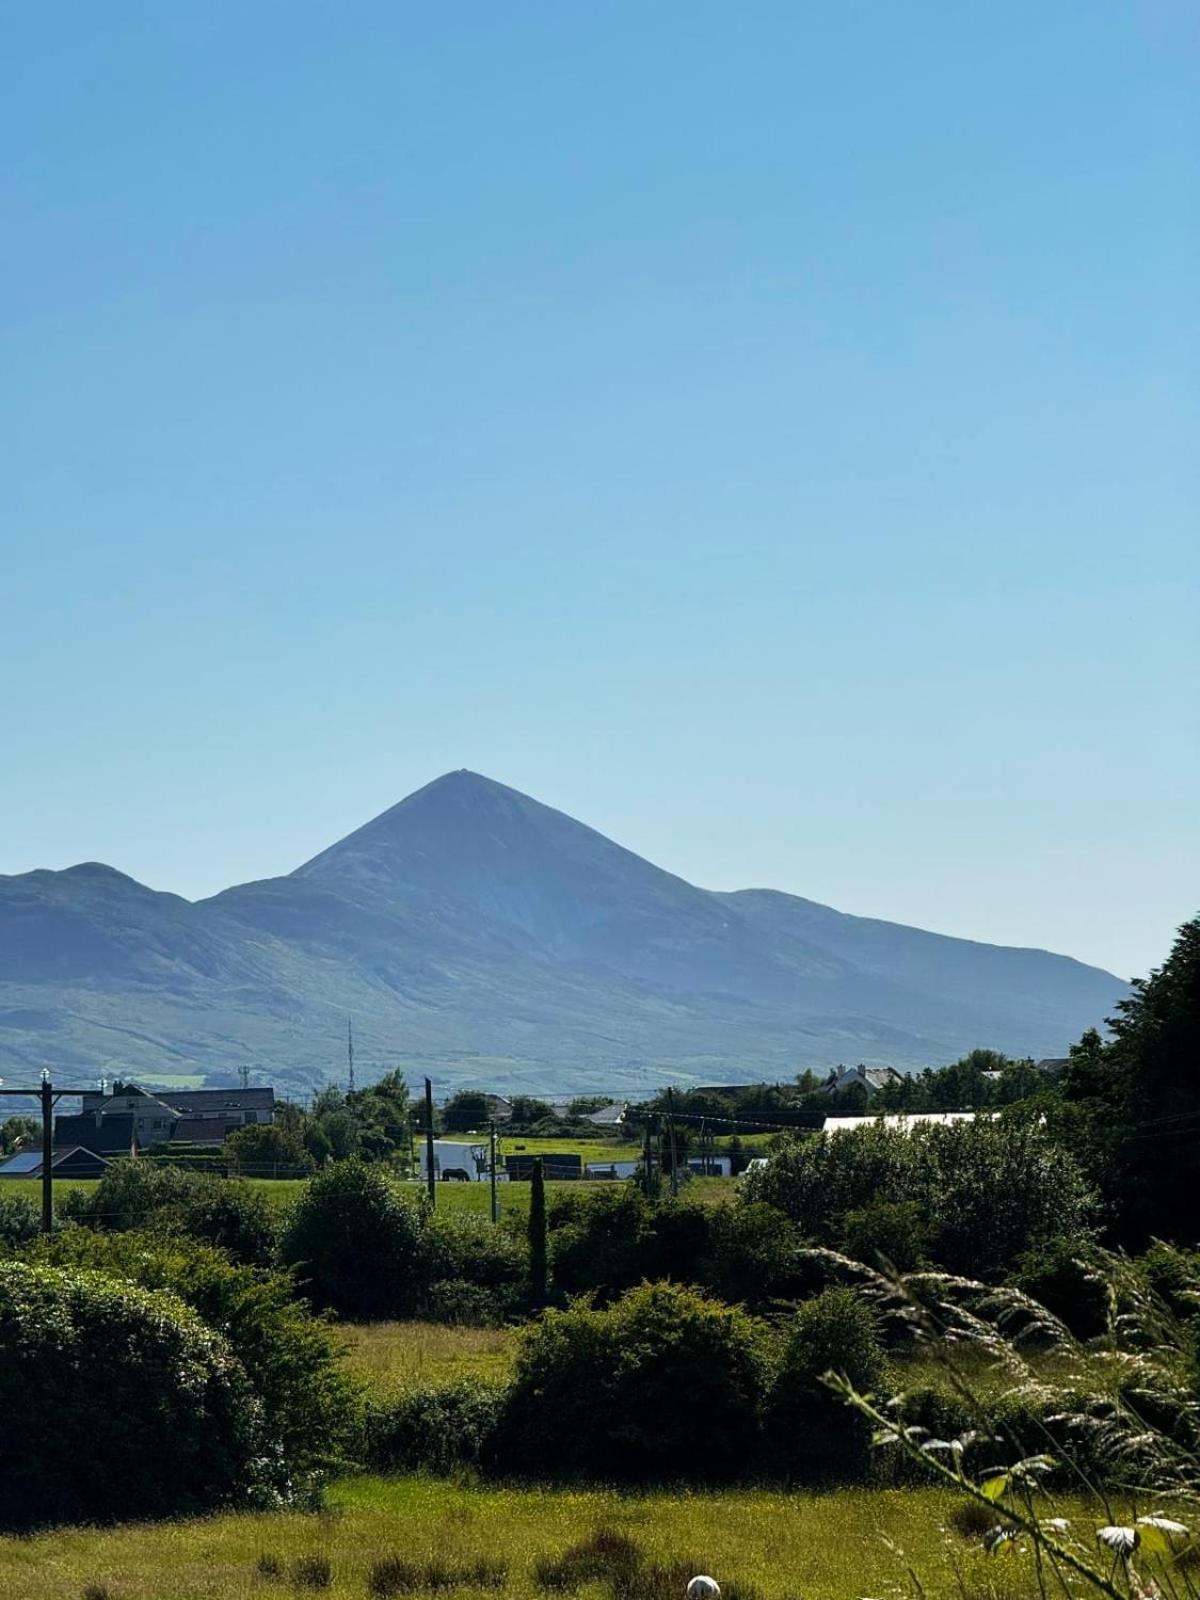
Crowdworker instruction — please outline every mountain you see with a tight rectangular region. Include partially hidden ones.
[0,771,1126,1095]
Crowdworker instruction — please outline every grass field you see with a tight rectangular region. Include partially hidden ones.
[43,1173,737,1224]
[340,1321,518,1390]
[0,1474,1096,1600]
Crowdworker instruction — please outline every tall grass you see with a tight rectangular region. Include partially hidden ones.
[0,1476,1116,1600]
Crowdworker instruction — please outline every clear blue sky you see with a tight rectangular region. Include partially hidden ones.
[3,3,1196,981]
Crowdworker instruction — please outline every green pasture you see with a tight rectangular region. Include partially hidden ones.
[0,1474,1109,1600]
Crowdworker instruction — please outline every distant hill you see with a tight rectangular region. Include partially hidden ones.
[0,771,1126,1095]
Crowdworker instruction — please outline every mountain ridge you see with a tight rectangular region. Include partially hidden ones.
[0,771,1126,1093]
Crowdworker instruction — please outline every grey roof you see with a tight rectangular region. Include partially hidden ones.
[157,1088,275,1114]
[55,1112,137,1155]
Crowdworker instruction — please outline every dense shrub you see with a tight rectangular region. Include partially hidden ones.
[1137,1240,1200,1323]
[549,1191,715,1302]
[0,1190,40,1246]
[279,1159,432,1318]
[422,1279,510,1327]
[363,1380,506,1473]
[698,1202,809,1307]
[61,1162,278,1265]
[71,1159,204,1231]
[500,1281,767,1479]
[27,1228,357,1488]
[838,1200,931,1272]
[427,1212,526,1297]
[764,1286,887,1483]
[1011,1238,1109,1339]
[0,1260,273,1527]
[164,1177,279,1265]
[550,1187,654,1300]
[745,1117,1092,1278]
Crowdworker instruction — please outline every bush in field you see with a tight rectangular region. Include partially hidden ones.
[27,1228,357,1488]
[72,1158,203,1230]
[62,1162,279,1266]
[549,1190,715,1302]
[500,1281,766,1478]
[764,1286,887,1483]
[549,1186,653,1299]
[279,1158,431,1318]
[0,1260,272,1528]
[744,1116,1092,1278]
[226,1121,315,1177]
[0,1190,40,1246]
[641,1199,713,1285]
[422,1279,509,1327]
[363,1380,506,1474]
[1011,1238,1109,1339]
[426,1211,526,1296]
[838,1200,931,1272]
[699,1201,807,1307]
[165,1177,280,1265]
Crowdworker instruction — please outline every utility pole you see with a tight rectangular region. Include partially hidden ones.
[667,1087,679,1198]
[423,1077,436,1207]
[642,1117,654,1199]
[489,1120,500,1224]
[40,1071,53,1236]
[347,1018,356,1093]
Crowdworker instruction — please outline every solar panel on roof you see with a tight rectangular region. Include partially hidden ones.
[0,1151,42,1174]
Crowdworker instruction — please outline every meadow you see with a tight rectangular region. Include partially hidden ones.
[339,1320,518,1390]
[46,1171,738,1223]
[0,1474,1083,1600]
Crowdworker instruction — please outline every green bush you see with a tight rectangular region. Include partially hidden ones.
[27,1228,357,1490]
[838,1200,931,1272]
[1137,1241,1200,1323]
[0,1260,273,1528]
[500,1281,767,1479]
[1011,1238,1109,1339]
[71,1159,204,1231]
[279,1159,431,1318]
[59,1163,279,1266]
[171,1178,278,1265]
[550,1187,653,1300]
[745,1117,1092,1279]
[363,1380,506,1474]
[427,1211,526,1295]
[422,1279,510,1327]
[764,1286,887,1483]
[0,1190,40,1246]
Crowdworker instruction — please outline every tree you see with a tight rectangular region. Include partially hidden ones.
[527,1157,548,1307]
[0,1115,38,1154]
[1062,915,1200,1245]
[279,1158,432,1318]
[225,1121,314,1177]
[744,1115,1092,1278]
[443,1091,490,1132]
[510,1095,554,1126]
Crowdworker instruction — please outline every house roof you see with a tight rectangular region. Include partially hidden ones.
[156,1088,275,1114]
[172,1116,245,1144]
[0,1144,111,1177]
[54,1112,138,1155]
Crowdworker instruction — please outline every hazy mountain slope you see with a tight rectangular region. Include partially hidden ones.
[0,771,1127,1092]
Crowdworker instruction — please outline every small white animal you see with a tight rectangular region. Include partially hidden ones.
[687,1579,720,1600]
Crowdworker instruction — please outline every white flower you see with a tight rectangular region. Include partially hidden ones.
[1097,1527,1139,1557]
